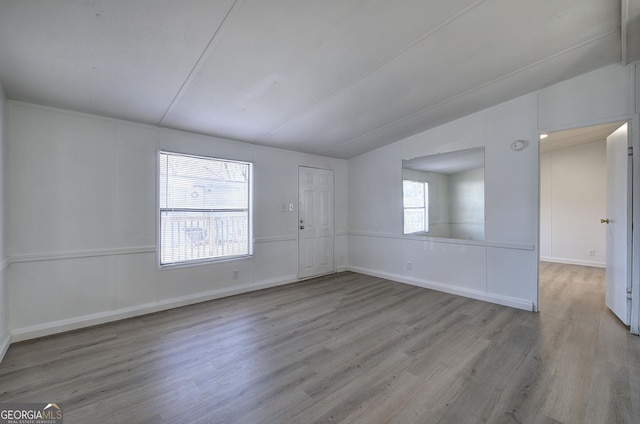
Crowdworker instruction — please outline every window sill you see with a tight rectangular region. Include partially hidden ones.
[159,254,253,270]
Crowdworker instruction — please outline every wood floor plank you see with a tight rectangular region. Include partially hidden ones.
[1,265,639,423]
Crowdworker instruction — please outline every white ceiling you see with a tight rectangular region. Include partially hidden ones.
[0,1,628,159]
[540,121,625,153]
[403,147,485,175]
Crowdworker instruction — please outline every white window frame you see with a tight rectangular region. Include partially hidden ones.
[158,151,253,268]
[403,179,428,234]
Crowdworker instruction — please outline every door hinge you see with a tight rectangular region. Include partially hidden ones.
[629,146,634,156]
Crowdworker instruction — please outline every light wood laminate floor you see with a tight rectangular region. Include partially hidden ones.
[1,263,639,423]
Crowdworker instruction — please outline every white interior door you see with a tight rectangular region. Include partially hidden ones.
[298,166,334,279]
[605,123,632,326]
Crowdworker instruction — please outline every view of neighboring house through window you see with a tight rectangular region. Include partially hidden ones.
[403,180,428,234]
[159,151,253,266]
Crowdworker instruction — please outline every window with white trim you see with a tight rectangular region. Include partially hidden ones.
[403,180,428,234]
[159,151,253,266]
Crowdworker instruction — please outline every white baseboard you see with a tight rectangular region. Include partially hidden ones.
[8,264,538,343]
[347,266,535,312]
[0,332,10,363]
[540,257,605,268]
[10,275,298,343]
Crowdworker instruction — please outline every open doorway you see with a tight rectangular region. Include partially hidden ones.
[539,121,629,325]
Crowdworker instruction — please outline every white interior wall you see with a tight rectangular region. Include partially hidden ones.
[0,82,8,360]
[428,172,450,237]
[348,63,635,312]
[5,102,347,341]
[349,94,539,311]
[402,168,451,237]
[448,167,484,240]
[1,62,635,352]
[540,140,607,267]
[402,166,484,240]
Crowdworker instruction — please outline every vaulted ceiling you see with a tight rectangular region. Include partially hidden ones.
[0,1,631,158]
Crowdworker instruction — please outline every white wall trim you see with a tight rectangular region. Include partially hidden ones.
[9,246,157,264]
[254,232,345,244]
[6,235,320,263]
[0,333,10,363]
[348,231,535,251]
[540,257,606,268]
[347,266,535,312]
[10,274,298,342]
[254,235,296,243]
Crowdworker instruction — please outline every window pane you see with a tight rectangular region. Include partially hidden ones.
[161,153,249,210]
[160,211,249,265]
[404,209,425,234]
[403,180,425,208]
[159,151,252,266]
[403,179,427,234]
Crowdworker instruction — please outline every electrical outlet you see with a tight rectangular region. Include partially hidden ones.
[406,261,412,271]
[232,269,239,280]
[588,249,596,257]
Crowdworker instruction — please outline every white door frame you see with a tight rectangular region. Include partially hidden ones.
[537,114,639,335]
[631,115,640,334]
[605,122,632,325]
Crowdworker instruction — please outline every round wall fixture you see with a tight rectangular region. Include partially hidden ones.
[511,140,527,151]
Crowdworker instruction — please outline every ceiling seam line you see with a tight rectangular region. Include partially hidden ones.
[158,0,245,127]
[337,29,621,148]
[254,0,489,142]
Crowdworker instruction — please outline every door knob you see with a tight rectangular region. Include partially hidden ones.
[300,225,305,230]
[600,218,610,224]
